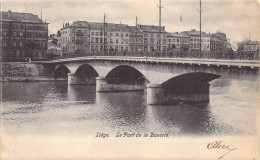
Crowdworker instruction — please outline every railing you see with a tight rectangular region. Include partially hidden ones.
[43,50,260,61]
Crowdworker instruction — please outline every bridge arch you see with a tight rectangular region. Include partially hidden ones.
[105,65,149,85]
[161,72,221,87]
[75,64,99,77]
[54,64,71,78]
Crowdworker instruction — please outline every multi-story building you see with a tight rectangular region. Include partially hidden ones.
[48,34,61,56]
[138,25,168,52]
[182,29,210,52]
[89,23,130,52]
[59,21,90,54]
[210,32,228,51]
[1,10,48,61]
[244,40,260,52]
[128,25,143,52]
[167,32,190,51]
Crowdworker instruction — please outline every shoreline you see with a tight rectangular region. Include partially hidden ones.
[1,76,67,82]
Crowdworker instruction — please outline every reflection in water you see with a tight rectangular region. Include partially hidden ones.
[1,78,259,137]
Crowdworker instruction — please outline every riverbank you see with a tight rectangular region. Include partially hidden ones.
[1,76,66,82]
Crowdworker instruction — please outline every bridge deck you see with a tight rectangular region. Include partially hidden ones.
[33,56,260,68]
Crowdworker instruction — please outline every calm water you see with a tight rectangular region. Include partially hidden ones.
[1,78,259,137]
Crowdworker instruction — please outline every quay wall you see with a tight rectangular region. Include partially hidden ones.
[0,62,61,81]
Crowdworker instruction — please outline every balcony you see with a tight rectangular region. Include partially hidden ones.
[76,40,83,44]
[76,32,83,36]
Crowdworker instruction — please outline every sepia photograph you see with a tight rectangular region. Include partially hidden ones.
[0,0,259,159]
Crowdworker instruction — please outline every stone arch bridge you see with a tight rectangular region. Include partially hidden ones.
[34,56,259,105]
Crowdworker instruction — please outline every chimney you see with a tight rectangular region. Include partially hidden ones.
[8,10,11,17]
[177,32,178,35]
[191,29,196,32]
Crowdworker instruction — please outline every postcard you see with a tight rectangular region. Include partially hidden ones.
[1,0,259,159]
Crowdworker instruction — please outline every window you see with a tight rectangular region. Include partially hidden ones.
[168,39,171,42]
[121,33,123,36]
[116,39,118,43]
[163,40,166,45]
[91,37,94,43]
[12,41,17,47]
[110,33,113,36]
[126,33,128,37]
[42,41,46,48]
[95,32,99,36]
[3,24,9,29]
[2,31,8,36]
[116,33,119,36]
[12,24,18,29]
[95,38,98,43]
[100,38,103,43]
[19,41,24,47]
[177,39,179,42]
[91,32,94,35]
[3,40,7,47]
[12,32,17,36]
[144,39,147,44]
[20,25,24,29]
[144,34,148,37]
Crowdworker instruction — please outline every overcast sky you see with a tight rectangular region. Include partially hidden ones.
[2,0,260,46]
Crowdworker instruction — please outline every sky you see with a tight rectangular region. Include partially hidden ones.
[1,0,260,47]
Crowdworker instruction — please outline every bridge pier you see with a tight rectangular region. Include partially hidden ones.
[146,83,210,105]
[96,76,146,92]
[68,73,96,85]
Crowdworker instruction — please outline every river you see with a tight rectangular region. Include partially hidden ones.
[1,78,259,137]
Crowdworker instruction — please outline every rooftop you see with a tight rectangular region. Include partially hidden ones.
[167,32,190,38]
[138,24,167,33]
[1,10,46,23]
[181,29,209,37]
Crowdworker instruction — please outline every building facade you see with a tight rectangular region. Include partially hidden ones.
[138,25,167,52]
[1,10,48,62]
[59,21,90,54]
[129,25,143,52]
[182,29,210,52]
[89,23,130,52]
[244,40,260,52]
[167,32,190,51]
[210,32,228,51]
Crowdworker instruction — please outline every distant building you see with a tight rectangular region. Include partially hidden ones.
[182,29,210,52]
[244,40,260,52]
[138,25,168,52]
[59,21,90,54]
[48,34,61,57]
[128,25,143,52]
[210,32,228,51]
[167,32,190,51]
[89,22,130,52]
[1,10,48,62]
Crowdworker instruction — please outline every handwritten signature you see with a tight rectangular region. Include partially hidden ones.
[207,141,237,160]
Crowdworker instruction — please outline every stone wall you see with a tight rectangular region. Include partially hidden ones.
[0,62,57,81]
